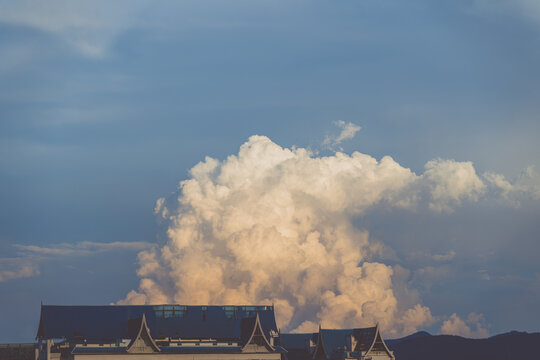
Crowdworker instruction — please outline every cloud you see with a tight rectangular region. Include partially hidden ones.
[0,258,39,282]
[323,121,361,149]
[412,265,453,292]
[484,166,540,207]
[0,0,150,58]
[117,135,528,336]
[471,0,540,24]
[398,304,435,336]
[440,313,489,338]
[422,159,486,212]
[1,241,154,283]
[15,241,155,257]
[432,250,456,262]
[477,269,491,281]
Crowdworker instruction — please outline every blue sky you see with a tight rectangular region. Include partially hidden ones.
[1,0,539,342]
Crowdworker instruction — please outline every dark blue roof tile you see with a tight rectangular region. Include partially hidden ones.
[38,305,277,343]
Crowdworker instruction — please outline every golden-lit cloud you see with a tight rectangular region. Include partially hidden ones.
[118,135,514,336]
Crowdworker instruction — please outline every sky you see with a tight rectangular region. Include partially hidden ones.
[1,0,540,342]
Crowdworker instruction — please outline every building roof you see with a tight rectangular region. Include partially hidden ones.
[280,333,316,360]
[314,326,393,360]
[318,327,377,355]
[37,305,277,343]
[280,333,316,350]
[281,326,394,360]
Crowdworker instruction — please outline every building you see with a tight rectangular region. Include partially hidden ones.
[280,326,394,360]
[36,305,285,360]
[35,305,394,360]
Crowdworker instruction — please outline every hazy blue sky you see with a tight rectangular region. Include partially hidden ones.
[1,0,539,342]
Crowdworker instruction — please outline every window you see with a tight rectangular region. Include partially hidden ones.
[222,306,236,319]
[154,305,187,318]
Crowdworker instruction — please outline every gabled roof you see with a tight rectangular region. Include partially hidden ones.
[280,333,316,350]
[318,329,353,357]
[126,313,161,353]
[364,325,393,358]
[37,304,277,343]
[241,312,274,352]
[308,326,388,360]
[313,328,329,360]
[352,327,378,352]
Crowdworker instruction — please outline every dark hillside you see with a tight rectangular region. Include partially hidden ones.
[387,332,540,360]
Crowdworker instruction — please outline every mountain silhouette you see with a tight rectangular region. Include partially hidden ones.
[387,331,540,360]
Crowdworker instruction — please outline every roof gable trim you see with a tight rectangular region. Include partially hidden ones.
[365,324,393,358]
[36,305,45,340]
[242,312,275,352]
[313,325,328,360]
[127,313,161,353]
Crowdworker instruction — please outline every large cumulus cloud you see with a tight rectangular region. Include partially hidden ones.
[119,135,500,335]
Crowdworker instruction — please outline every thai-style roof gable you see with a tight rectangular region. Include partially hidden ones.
[126,313,161,353]
[363,324,393,358]
[36,304,277,342]
[313,326,329,360]
[351,326,377,352]
[241,312,275,352]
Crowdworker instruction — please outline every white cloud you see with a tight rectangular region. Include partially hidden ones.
[0,258,39,282]
[119,135,508,336]
[422,159,486,212]
[323,121,361,149]
[484,166,540,206]
[398,304,435,336]
[440,312,489,338]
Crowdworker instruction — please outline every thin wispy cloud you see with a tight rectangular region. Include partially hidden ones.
[472,0,540,24]
[0,241,155,283]
[0,258,39,283]
[15,241,155,257]
[432,250,456,262]
[0,0,150,58]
